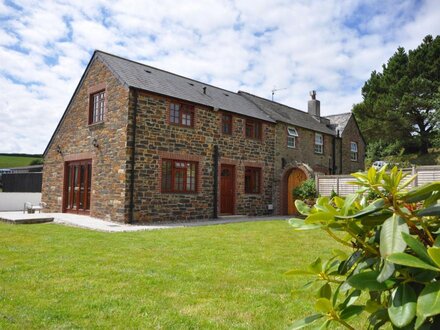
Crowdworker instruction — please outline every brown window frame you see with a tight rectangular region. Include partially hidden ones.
[222,113,233,135]
[245,167,262,194]
[169,102,195,128]
[245,118,262,140]
[89,90,105,124]
[161,159,198,193]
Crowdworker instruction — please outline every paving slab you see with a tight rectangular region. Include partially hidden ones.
[0,212,291,232]
[0,212,54,224]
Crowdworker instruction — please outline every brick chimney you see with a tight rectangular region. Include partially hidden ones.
[308,90,320,120]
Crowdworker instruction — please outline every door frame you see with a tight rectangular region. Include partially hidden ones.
[62,159,92,215]
[280,165,311,215]
[219,164,235,215]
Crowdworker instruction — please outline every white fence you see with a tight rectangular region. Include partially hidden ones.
[317,166,440,197]
[0,193,42,211]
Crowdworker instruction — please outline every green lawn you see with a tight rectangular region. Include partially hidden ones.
[0,154,42,168]
[0,220,338,329]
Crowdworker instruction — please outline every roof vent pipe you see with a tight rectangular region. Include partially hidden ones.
[203,87,207,94]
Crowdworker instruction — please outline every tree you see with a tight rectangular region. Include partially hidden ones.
[353,35,440,154]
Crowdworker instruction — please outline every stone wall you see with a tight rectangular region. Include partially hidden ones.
[272,122,337,214]
[340,116,366,174]
[129,91,275,222]
[42,57,130,222]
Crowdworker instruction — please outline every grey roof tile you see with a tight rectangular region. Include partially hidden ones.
[238,91,336,135]
[325,113,352,135]
[96,51,275,122]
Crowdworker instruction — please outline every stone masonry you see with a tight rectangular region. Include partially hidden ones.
[340,116,365,174]
[129,91,275,222]
[42,57,130,222]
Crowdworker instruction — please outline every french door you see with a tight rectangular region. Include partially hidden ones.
[63,159,92,214]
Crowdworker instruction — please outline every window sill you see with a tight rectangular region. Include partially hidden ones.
[161,191,198,195]
[287,146,296,149]
[245,137,263,142]
[170,123,194,129]
[88,121,105,129]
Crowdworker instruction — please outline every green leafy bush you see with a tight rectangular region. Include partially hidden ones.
[292,179,317,200]
[288,166,440,329]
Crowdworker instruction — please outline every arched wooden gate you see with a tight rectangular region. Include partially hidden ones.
[287,168,307,215]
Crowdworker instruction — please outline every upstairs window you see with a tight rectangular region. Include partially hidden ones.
[161,159,197,193]
[350,142,358,161]
[314,133,323,154]
[287,127,298,148]
[245,119,262,140]
[170,103,194,127]
[89,90,105,124]
[222,113,232,135]
[245,167,261,194]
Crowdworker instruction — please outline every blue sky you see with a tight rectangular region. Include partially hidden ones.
[0,0,439,153]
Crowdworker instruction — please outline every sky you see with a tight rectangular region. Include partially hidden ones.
[0,0,440,154]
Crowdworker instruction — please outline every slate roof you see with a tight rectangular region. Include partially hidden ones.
[44,50,350,156]
[96,51,275,123]
[238,91,336,135]
[325,113,352,135]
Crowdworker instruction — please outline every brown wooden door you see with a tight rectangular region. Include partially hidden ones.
[64,160,92,214]
[220,164,234,214]
[287,169,307,215]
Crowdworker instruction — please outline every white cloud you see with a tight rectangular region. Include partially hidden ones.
[0,0,439,153]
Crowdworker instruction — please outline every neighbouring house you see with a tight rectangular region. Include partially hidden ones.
[42,50,365,222]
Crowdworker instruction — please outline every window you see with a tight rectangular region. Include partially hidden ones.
[161,159,197,193]
[245,167,261,194]
[222,113,232,135]
[89,90,105,124]
[350,142,358,161]
[170,103,194,127]
[314,133,323,154]
[287,127,298,148]
[245,119,262,139]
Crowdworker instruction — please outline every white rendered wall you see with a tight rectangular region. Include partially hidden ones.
[0,193,42,211]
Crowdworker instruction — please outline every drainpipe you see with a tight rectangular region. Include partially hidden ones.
[332,134,336,174]
[213,145,219,219]
[338,131,343,174]
[128,88,138,224]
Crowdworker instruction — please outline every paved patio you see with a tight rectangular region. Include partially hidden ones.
[0,212,291,232]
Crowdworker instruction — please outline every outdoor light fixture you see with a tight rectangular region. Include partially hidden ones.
[92,138,99,148]
[56,145,62,155]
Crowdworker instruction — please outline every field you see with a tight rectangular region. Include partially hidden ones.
[0,154,42,168]
[0,220,355,329]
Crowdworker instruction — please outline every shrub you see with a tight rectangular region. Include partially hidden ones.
[30,158,43,165]
[292,179,317,200]
[288,166,440,329]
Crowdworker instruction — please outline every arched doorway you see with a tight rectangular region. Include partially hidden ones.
[286,168,307,215]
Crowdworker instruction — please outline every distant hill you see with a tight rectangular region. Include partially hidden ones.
[0,154,43,168]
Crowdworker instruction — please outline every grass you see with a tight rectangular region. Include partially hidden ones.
[0,154,42,168]
[0,220,342,329]
[366,148,440,168]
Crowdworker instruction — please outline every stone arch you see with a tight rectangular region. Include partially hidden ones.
[279,163,313,215]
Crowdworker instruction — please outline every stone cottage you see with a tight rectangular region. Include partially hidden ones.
[42,50,365,222]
